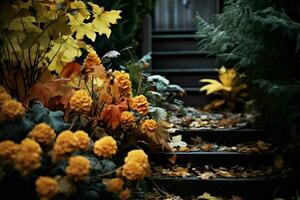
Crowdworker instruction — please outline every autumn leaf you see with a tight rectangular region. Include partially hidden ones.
[27,78,75,108]
[200,79,232,95]
[88,2,121,38]
[61,62,81,78]
[101,101,128,129]
[274,155,284,169]
[198,192,219,200]
[68,16,97,41]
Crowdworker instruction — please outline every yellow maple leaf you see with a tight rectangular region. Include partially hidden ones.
[88,2,121,38]
[68,16,97,41]
[200,79,232,95]
[69,1,90,20]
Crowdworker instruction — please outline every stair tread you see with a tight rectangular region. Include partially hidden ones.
[150,177,292,181]
[153,29,196,35]
[152,34,196,40]
[152,68,216,74]
[154,151,273,155]
[152,51,208,56]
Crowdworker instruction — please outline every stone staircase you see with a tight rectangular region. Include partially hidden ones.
[148,129,297,199]
[151,30,217,106]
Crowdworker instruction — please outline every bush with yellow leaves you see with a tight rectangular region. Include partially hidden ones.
[35,176,59,200]
[200,66,247,111]
[94,136,117,158]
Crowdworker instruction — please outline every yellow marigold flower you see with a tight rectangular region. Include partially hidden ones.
[74,130,90,150]
[122,161,148,181]
[29,123,56,145]
[120,111,135,130]
[129,95,149,116]
[66,156,90,181]
[35,176,59,200]
[53,130,78,159]
[122,149,151,181]
[69,90,92,114]
[14,138,42,176]
[82,52,101,74]
[93,136,117,158]
[1,99,25,120]
[141,119,158,138]
[0,140,18,163]
[119,188,131,200]
[113,70,132,97]
[103,178,124,192]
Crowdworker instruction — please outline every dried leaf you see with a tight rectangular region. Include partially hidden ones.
[27,78,75,108]
[198,172,216,180]
[101,101,128,129]
[168,155,177,164]
[274,155,284,169]
[61,62,81,78]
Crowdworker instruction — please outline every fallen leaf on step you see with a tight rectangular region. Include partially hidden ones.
[197,192,219,200]
[274,155,284,169]
[198,172,216,180]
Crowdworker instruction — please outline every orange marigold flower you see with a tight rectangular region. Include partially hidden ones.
[129,95,149,116]
[1,99,25,120]
[0,140,19,163]
[74,130,90,150]
[14,138,42,175]
[140,119,158,138]
[69,89,92,114]
[35,176,59,200]
[66,156,90,181]
[119,188,131,200]
[93,136,117,158]
[53,130,78,159]
[122,149,151,180]
[122,161,148,181]
[120,111,135,130]
[103,178,124,192]
[113,70,132,98]
[29,123,56,145]
[82,52,101,74]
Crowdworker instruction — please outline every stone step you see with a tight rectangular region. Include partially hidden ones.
[149,177,297,199]
[152,34,198,52]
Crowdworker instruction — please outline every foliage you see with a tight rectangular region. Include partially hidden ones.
[0,0,121,100]
[195,0,300,142]
[92,0,157,56]
[200,66,247,111]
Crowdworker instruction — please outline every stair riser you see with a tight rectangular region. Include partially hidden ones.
[177,92,214,106]
[150,153,275,166]
[150,178,297,199]
[152,56,216,69]
[156,73,216,87]
[153,40,198,51]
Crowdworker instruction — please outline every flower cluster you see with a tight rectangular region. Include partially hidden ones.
[69,89,92,114]
[53,130,78,159]
[113,70,132,98]
[103,178,124,192]
[120,111,135,130]
[122,149,150,180]
[29,123,56,145]
[82,51,101,74]
[0,140,19,163]
[129,95,149,116]
[94,136,117,158]
[1,99,25,121]
[14,138,42,175]
[66,156,90,181]
[35,176,59,200]
[119,188,131,200]
[74,130,90,150]
[141,119,158,138]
